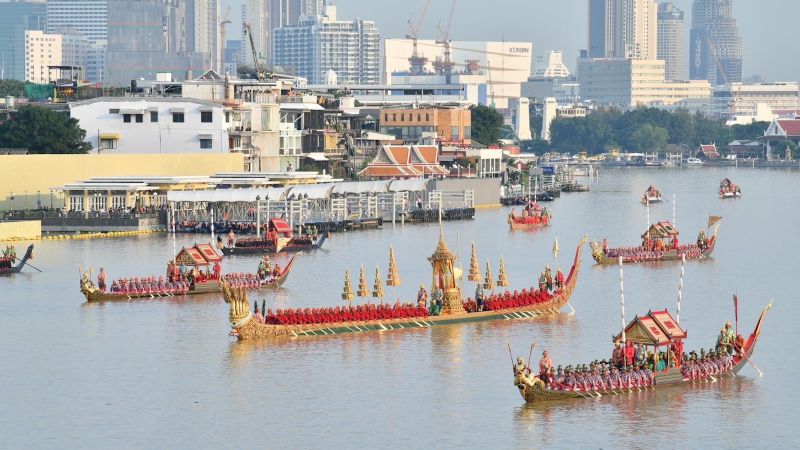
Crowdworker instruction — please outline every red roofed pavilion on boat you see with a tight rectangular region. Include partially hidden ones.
[359,145,449,179]
[176,244,221,267]
[614,309,687,346]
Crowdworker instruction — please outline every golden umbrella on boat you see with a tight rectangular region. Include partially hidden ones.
[387,245,401,302]
[468,242,481,282]
[372,266,385,303]
[497,256,509,289]
[357,265,369,298]
[341,269,355,303]
[483,260,495,291]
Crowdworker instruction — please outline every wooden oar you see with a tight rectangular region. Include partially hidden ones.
[15,255,42,272]
[738,350,764,377]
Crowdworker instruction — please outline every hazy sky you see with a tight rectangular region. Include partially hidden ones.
[229,0,799,81]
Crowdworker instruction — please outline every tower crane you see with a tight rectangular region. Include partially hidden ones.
[243,22,269,81]
[433,0,456,81]
[406,0,432,75]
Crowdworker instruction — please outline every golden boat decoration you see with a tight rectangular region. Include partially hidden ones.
[223,231,588,340]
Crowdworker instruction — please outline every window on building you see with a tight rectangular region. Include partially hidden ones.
[123,114,131,123]
[417,113,421,122]
[172,112,184,123]
[464,126,471,138]
[401,113,405,121]
[100,138,118,150]
[135,114,143,123]
[384,113,388,121]
[200,138,212,149]
[109,108,119,114]
[201,111,213,123]
[451,126,459,139]
[225,112,230,123]
[150,111,158,122]
[260,109,270,130]
[392,113,396,121]
[425,113,430,121]
[408,114,413,122]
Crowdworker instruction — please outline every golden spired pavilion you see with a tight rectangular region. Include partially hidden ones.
[428,227,465,315]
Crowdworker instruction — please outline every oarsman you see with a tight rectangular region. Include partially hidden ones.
[417,285,428,309]
[227,229,235,247]
[539,351,554,384]
[474,284,485,311]
[97,267,108,292]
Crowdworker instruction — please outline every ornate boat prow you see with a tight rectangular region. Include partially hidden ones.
[1,244,33,275]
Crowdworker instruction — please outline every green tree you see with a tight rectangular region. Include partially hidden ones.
[628,124,668,152]
[0,105,92,154]
[470,104,504,146]
[0,80,25,97]
[731,121,770,141]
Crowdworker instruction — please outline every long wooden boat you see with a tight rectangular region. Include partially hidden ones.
[0,244,34,275]
[719,178,741,199]
[508,213,550,231]
[80,253,299,302]
[590,217,720,265]
[515,302,771,403]
[221,233,327,256]
[224,237,588,340]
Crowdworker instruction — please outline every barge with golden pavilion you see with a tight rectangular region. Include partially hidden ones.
[221,218,327,256]
[514,300,771,403]
[590,216,720,265]
[223,232,587,339]
[80,244,298,302]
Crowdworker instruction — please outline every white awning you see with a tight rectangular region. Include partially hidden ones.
[169,107,185,113]
[280,102,324,111]
[167,187,290,203]
[198,134,213,139]
[331,180,389,195]
[388,178,430,192]
[119,109,145,115]
[304,152,329,161]
[285,184,334,200]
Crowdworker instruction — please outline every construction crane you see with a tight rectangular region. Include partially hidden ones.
[218,6,231,74]
[405,0,432,75]
[433,0,457,80]
[243,22,269,81]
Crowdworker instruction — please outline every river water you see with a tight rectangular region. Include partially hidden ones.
[0,167,796,448]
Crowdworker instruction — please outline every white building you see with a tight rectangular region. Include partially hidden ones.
[272,5,380,85]
[578,58,710,107]
[25,30,62,83]
[532,51,570,79]
[189,0,222,71]
[70,98,228,154]
[384,39,532,110]
[712,83,800,123]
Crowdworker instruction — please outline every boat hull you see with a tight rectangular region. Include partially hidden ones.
[508,218,550,231]
[719,192,741,199]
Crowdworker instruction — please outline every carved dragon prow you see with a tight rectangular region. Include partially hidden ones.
[221,281,253,329]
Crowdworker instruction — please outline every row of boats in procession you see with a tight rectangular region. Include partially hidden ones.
[10,176,767,405]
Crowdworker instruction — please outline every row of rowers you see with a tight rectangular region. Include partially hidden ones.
[254,302,430,325]
[105,272,265,294]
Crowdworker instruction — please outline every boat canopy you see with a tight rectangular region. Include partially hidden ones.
[642,221,679,239]
[614,309,686,346]
[331,180,389,195]
[269,218,292,234]
[286,184,335,200]
[175,244,221,266]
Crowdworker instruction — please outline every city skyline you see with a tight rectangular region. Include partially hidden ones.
[294,0,798,81]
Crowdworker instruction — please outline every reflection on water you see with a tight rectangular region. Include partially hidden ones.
[0,167,796,448]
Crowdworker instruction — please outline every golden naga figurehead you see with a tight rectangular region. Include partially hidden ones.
[589,241,603,260]
[221,281,252,328]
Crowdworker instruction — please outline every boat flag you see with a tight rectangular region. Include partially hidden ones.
[707,215,723,228]
[733,292,739,336]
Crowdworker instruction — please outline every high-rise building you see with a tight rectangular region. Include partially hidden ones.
[242,0,268,68]
[690,0,742,85]
[106,0,209,85]
[25,30,63,83]
[187,0,221,71]
[0,1,46,81]
[46,0,107,43]
[532,51,571,79]
[273,5,380,85]
[657,2,684,81]
[587,0,657,60]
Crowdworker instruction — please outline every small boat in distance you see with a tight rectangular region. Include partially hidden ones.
[719,178,742,199]
[508,202,551,231]
[590,216,721,264]
[513,300,771,403]
[221,218,327,256]
[686,157,704,166]
[0,244,34,275]
[641,185,663,204]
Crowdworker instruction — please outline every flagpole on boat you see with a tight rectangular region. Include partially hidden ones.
[677,253,685,324]
[673,193,677,227]
[619,256,626,359]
